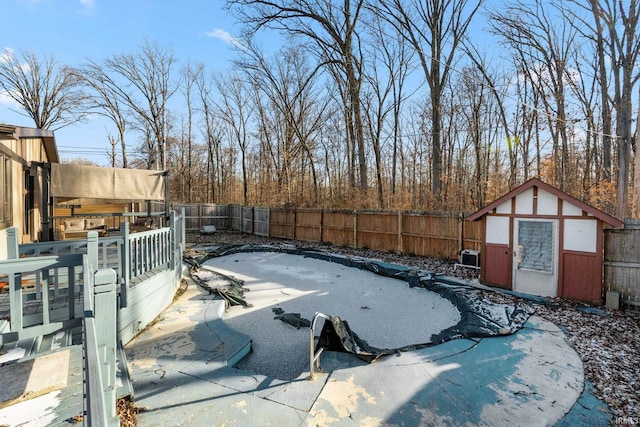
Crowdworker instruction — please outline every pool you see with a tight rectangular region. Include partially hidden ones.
[202,251,461,380]
[192,247,532,381]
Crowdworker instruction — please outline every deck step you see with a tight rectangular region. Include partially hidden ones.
[0,336,41,365]
[0,346,84,427]
[39,329,73,353]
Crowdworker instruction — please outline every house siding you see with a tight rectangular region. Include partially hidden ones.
[0,130,55,247]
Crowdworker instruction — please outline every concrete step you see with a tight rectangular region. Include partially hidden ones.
[195,299,252,369]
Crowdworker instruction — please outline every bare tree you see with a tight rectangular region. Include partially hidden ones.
[237,41,325,205]
[362,14,417,208]
[180,62,203,201]
[599,0,640,218]
[489,0,578,191]
[373,0,484,208]
[102,40,178,170]
[462,43,518,188]
[228,0,369,197]
[568,0,640,218]
[567,0,614,182]
[0,49,85,130]
[195,69,226,203]
[74,60,130,167]
[564,47,601,200]
[214,72,254,205]
[453,66,488,209]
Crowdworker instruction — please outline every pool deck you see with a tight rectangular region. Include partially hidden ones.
[125,276,611,427]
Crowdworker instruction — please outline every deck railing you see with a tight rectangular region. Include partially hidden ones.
[123,224,172,280]
[0,208,185,424]
[0,241,118,425]
[0,250,84,344]
[14,209,185,308]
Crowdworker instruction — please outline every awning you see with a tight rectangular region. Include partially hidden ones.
[51,164,166,205]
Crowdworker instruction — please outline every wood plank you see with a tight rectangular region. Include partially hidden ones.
[604,227,640,305]
[0,348,70,409]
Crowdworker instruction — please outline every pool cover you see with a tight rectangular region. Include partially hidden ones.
[185,244,534,363]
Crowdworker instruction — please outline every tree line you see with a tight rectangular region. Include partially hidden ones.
[1,0,639,218]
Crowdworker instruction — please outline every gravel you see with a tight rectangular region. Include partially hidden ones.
[186,230,640,425]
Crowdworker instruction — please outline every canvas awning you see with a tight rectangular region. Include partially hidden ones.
[51,164,166,205]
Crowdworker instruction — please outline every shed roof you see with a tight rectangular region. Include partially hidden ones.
[466,178,624,227]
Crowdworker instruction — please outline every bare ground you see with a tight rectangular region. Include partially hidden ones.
[186,230,640,426]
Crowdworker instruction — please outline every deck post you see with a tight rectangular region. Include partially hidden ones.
[93,267,118,424]
[181,207,186,250]
[7,227,18,259]
[87,230,99,272]
[121,221,131,308]
[170,210,176,269]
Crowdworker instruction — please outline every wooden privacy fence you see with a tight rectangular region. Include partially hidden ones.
[269,209,481,259]
[175,203,231,231]
[181,204,482,260]
[604,220,640,307]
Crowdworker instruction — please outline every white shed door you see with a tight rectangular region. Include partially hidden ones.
[513,219,558,297]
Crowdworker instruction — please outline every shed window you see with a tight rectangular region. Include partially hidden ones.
[517,221,553,273]
[0,152,12,229]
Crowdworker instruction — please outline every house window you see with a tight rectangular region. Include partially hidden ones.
[0,152,11,229]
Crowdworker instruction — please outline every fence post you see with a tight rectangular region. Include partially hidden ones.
[293,209,297,240]
[398,211,403,254]
[181,207,186,250]
[93,267,118,425]
[458,212,464,255]
[267,207,271,238]
[170,210,176,269]
[7,226,18,259]
[353,211,358,248]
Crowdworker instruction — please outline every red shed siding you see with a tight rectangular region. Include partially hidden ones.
[561,251,602,304]
[484,244,512,289]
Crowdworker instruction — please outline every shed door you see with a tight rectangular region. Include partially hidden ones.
[513,219,558,297]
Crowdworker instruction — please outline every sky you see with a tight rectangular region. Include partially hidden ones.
[0,0,243,164]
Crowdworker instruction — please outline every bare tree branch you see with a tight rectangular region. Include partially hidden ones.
[0,49,87,131]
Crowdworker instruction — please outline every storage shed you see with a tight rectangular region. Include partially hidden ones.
[467,178,623,304]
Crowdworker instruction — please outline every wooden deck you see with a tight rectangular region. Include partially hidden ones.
[0,212,186,425]
[0,345,84,426]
